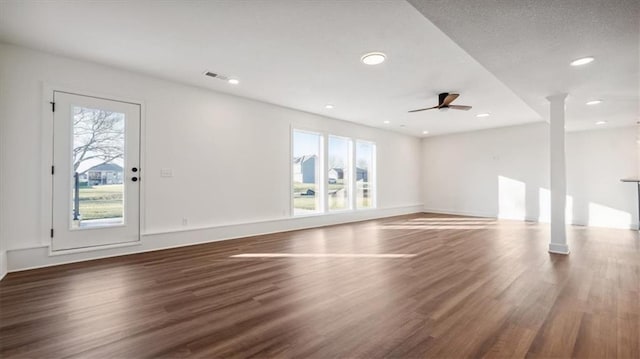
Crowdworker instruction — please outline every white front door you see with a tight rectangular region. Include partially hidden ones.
[51,91,141,251]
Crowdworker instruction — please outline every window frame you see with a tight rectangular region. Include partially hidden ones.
[290,128,325,216]
[355,139,377,210]
[327,134,353,212]
[291,127,376,217]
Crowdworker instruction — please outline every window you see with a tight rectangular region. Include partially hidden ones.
[292,130,323,215]
[72,106,126,227]
[328,135,352,211]
[292,129,375,216]
[356,141,376,209]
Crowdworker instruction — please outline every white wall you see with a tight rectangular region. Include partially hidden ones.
[566,127,639,228]
[0,43,422,271]
[421,122,639,229]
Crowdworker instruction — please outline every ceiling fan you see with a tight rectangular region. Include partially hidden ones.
[409,92,472,112]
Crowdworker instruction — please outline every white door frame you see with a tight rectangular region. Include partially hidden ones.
[41,83,146,254]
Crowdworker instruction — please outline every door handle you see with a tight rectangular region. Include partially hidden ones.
[132,167,138,173]
[132,177,138,182]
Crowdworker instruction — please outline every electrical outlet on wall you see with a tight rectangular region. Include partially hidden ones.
[182,218,188,226]
[161,168,173,177]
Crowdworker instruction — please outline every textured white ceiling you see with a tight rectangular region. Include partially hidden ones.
[408,0,640,132]
[0,0,542,137]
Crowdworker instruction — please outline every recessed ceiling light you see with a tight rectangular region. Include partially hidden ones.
[383,120,390,124]
[422,130,429,134]
[476,113,490,118]
[228,78,240,85]
[570,56,594,66]
[325,104,334,109]
[361,52,386,65]
[586,100,602,105]
[596,121,607,125]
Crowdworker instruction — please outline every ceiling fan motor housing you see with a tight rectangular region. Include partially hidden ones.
[438,92,449,106]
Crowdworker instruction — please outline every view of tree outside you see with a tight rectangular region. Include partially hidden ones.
[328,136,351,210]
[292,130,321,214]
[73,107,125,172]
[356,141,375,208]
[72,107,125,223]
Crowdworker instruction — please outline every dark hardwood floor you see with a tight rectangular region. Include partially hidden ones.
[1,213,639,358]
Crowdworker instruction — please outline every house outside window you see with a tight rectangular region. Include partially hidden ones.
[292,129,375,216]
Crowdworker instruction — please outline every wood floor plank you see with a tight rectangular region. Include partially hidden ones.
[1,213,639,358]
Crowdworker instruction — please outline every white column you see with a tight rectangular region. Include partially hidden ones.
[547,94,569,254]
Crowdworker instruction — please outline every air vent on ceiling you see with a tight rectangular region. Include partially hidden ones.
[203,70,229,81]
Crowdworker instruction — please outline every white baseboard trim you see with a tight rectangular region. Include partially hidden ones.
[424,208,637,230]
[422,207,497,219]
[6,204,423,273]
[548,243,570,255]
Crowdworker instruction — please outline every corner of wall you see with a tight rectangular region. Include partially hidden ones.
[0,250,7,281]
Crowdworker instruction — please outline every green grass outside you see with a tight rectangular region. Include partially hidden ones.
[357,197,371,208]
[293,180,371,211]
[77,182,370,219]
[293,182,317,211]
[77,184,124,220]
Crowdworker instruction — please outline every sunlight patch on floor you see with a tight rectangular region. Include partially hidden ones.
[381,225,490,230]
[409,217,495,221]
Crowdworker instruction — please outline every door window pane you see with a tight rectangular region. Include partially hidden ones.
[72,106,125,228]
[328,136,351,210]
[293,130,322,215]
[356,141,375,209]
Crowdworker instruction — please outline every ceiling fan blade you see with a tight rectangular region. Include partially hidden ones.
[442,93,459,106]
[449,105,472,111]
[408,106,439,113]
